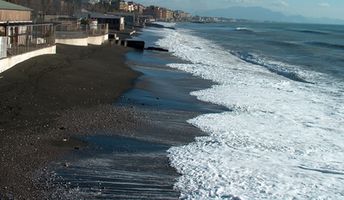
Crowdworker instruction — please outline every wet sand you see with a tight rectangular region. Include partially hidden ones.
[48,50,227,199]
[0,44,138,199]
[0,44,226,199]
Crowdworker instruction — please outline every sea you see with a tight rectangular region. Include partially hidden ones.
[148,22,344,199]
[51,22,344,199]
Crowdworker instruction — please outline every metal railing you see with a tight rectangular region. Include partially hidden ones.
[55,24,108,39]
[0,37,7,59]
[1,23,55,57]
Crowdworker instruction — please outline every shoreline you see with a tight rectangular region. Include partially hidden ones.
[0,28,227,199]
[46,48,227,199]
[0,44,139,199]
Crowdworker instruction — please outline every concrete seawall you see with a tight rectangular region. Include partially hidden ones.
[55,34,109,46]
[88,34,109,45]
[0,45,56,74]
[55,38,88,46]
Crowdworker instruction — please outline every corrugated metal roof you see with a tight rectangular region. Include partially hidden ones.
[0,0,32,11]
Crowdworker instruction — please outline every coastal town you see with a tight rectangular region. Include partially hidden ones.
[0,0,229,72]
[5,0,193,23]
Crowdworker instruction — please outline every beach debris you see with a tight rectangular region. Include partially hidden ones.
[62,138,68,142]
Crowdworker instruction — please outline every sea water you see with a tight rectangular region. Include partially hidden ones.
[155,22,344,199]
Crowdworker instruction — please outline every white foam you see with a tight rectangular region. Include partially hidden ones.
[156,28,344,199]
[153,21,177,28]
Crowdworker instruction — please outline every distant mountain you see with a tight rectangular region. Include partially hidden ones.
[196,6,344,25]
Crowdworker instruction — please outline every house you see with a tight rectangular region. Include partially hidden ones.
[108,12,135,27]
[93,14,124,31]
[5,0,79,18]
[174,10,191,22]
[0,0,31,22]
[116,0,128,12]
[143,6,163,20]
[161,9,174,21]
[78,11,124,31]
[0,0,55,73]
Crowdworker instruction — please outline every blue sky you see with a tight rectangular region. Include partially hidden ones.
[134,0,344,20]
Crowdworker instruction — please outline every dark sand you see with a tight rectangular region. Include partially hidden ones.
[47,51,227,199]
[0,44,138,199]
[0,43,226,199]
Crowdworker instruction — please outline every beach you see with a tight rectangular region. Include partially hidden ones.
[1,21,343,199]
[0,44,138,199]
[0,39,225,199]
[47,49,226,199]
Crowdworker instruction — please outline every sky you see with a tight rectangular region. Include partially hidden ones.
[134,0,344,20]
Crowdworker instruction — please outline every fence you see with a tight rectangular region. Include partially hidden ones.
[0,23,55,57]
[55,24,108,39]
[0,37,6,59]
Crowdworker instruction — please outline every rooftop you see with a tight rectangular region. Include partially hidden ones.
[0,0,32,11]
[78,11,122,20]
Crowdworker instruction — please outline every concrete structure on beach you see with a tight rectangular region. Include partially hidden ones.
[0,0,56,73]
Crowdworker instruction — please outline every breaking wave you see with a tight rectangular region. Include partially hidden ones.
[156,26,344,200]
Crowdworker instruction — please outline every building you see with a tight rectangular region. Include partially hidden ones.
[0,0,55,73]
[108,11,135,27]
[127,1,134,12]
[0,0,31,22]
[161,8,173,21]
[6,0,82,17]
[135,3,145,14]
[116,0,128,12]
[79,11,124,31]
[143,6,162,20]
[174,10,191,21]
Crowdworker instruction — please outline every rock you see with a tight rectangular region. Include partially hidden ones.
[145,23,175,30]
[145,47,169,52]
[125,40,145,50]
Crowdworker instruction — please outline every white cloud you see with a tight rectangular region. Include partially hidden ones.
[318,2,330,7]
[271,0,289,8]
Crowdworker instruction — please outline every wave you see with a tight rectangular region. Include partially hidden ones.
[265,40,301,48]
[232,51,312,83]
[291,29,330,35]
[306,41,344,50]
[234,27,255,33]
[156,26,344,199]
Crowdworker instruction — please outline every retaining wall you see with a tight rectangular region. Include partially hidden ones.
[55,34,108,46]
[0,45,56,73]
